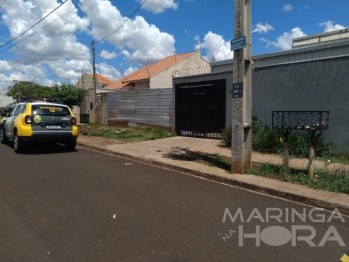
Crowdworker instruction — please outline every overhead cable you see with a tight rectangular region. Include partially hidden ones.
[0,0,68,49]
[0,0,7,9]
[0,0,97,59]
[96,0,149,43]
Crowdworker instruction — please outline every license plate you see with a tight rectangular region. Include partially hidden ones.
[47,125,61,130]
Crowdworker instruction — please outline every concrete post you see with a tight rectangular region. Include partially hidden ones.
[308,145,315,178]
[231,0,252,174]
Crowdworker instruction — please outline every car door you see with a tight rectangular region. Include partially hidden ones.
[4,105,18,137]
[5,104,22,137]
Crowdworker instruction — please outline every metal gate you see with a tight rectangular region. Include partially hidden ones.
[175,80,226,138]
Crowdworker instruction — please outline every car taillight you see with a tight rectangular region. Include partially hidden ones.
[25,115,33,124]
[71,117,77,125]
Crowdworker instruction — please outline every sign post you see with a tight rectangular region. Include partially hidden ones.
[231,0,252,174]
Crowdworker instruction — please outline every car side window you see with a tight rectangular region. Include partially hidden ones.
[13,105,23,116]
[20,104,27,114]
[9,105,18,117]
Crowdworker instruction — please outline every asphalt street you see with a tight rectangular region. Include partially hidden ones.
[0,142,348,262]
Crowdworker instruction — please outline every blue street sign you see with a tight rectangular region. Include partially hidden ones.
[230,36,246,51]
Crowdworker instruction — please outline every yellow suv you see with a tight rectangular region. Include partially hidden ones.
[0,99,78,153]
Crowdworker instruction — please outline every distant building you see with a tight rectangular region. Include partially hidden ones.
[105,51,210,90]
[75,73,114,90]
[0,94,15,108]
[74,73,114,123]
[292,28,349,49]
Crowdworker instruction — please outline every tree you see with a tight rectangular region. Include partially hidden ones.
[7,81,53,101]
[51,83,88,108]
[6,81,88,108]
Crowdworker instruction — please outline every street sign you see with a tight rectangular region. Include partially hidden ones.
[232,82,243,98]
[230,36,246,51]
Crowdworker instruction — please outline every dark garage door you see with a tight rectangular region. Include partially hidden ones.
[175,80,226,138]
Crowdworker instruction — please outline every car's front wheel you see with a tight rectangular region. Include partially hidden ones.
[0,128,9,144]
[13,132,23,153]
[65,140,76,151]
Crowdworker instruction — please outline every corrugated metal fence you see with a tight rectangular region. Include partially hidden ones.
[108,88,173,128]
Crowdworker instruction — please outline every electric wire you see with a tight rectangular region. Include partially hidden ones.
[0,0,7,9]
[0,0,69,49]
[0,0,97,59]
[96,0,149,43]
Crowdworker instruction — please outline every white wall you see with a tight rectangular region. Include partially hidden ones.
[0,95,15,107]
[150,52,210,89]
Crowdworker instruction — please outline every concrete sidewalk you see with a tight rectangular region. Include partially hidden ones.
[76,135,349,215]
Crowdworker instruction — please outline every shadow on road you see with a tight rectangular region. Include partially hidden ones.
[3,142,77,155]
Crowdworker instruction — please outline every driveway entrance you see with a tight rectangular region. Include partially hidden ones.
[175,79,226,138]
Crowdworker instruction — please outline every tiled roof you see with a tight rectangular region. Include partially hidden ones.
[104,78,127,89]
[105,51,197,90]
[87,73,114,85]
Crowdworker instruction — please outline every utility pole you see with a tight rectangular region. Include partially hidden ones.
[92,40,99,123]
[92,40,97,100]
[231,0,252,174]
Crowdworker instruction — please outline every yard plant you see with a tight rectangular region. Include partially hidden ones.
[221,116,347,163]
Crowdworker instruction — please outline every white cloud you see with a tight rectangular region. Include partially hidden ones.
[125,67,139,76]
[319,21,346,33]
[252,22,274,34]
[137,0,179,14]
[97,62,121,80]
[81,0,176,66]
[283,4,294,11]
[0,60,13,72]
[304,5,310,10]
[0,0,90,85]
[195,31,234,62]
[49,59,91,80]
[260,27,307,50]
[100,50,117,60]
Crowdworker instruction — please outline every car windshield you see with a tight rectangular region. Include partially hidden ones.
[32,104,70,116]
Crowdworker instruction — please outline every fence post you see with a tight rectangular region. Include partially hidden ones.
[308,144,315,178]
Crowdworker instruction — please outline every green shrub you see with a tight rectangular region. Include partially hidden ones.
[220,125,232,147]
[220,116,334,158]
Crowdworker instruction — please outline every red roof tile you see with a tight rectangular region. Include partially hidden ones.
[87,73,114,85]
[105,51,197,90]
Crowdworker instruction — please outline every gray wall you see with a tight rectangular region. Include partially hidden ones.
[108,89,172,128]
[252,56,349,150]
[173,55,349,150]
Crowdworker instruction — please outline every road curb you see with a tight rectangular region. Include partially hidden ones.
[77,141,349,216]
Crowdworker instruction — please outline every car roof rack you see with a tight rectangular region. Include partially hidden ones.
[20,96,64,104]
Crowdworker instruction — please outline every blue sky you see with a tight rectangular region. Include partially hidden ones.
[0,0,348,91]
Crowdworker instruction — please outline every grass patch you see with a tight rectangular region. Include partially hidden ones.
[79,124,175,142]
[246,164,349,194]
[175,151,349,194]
